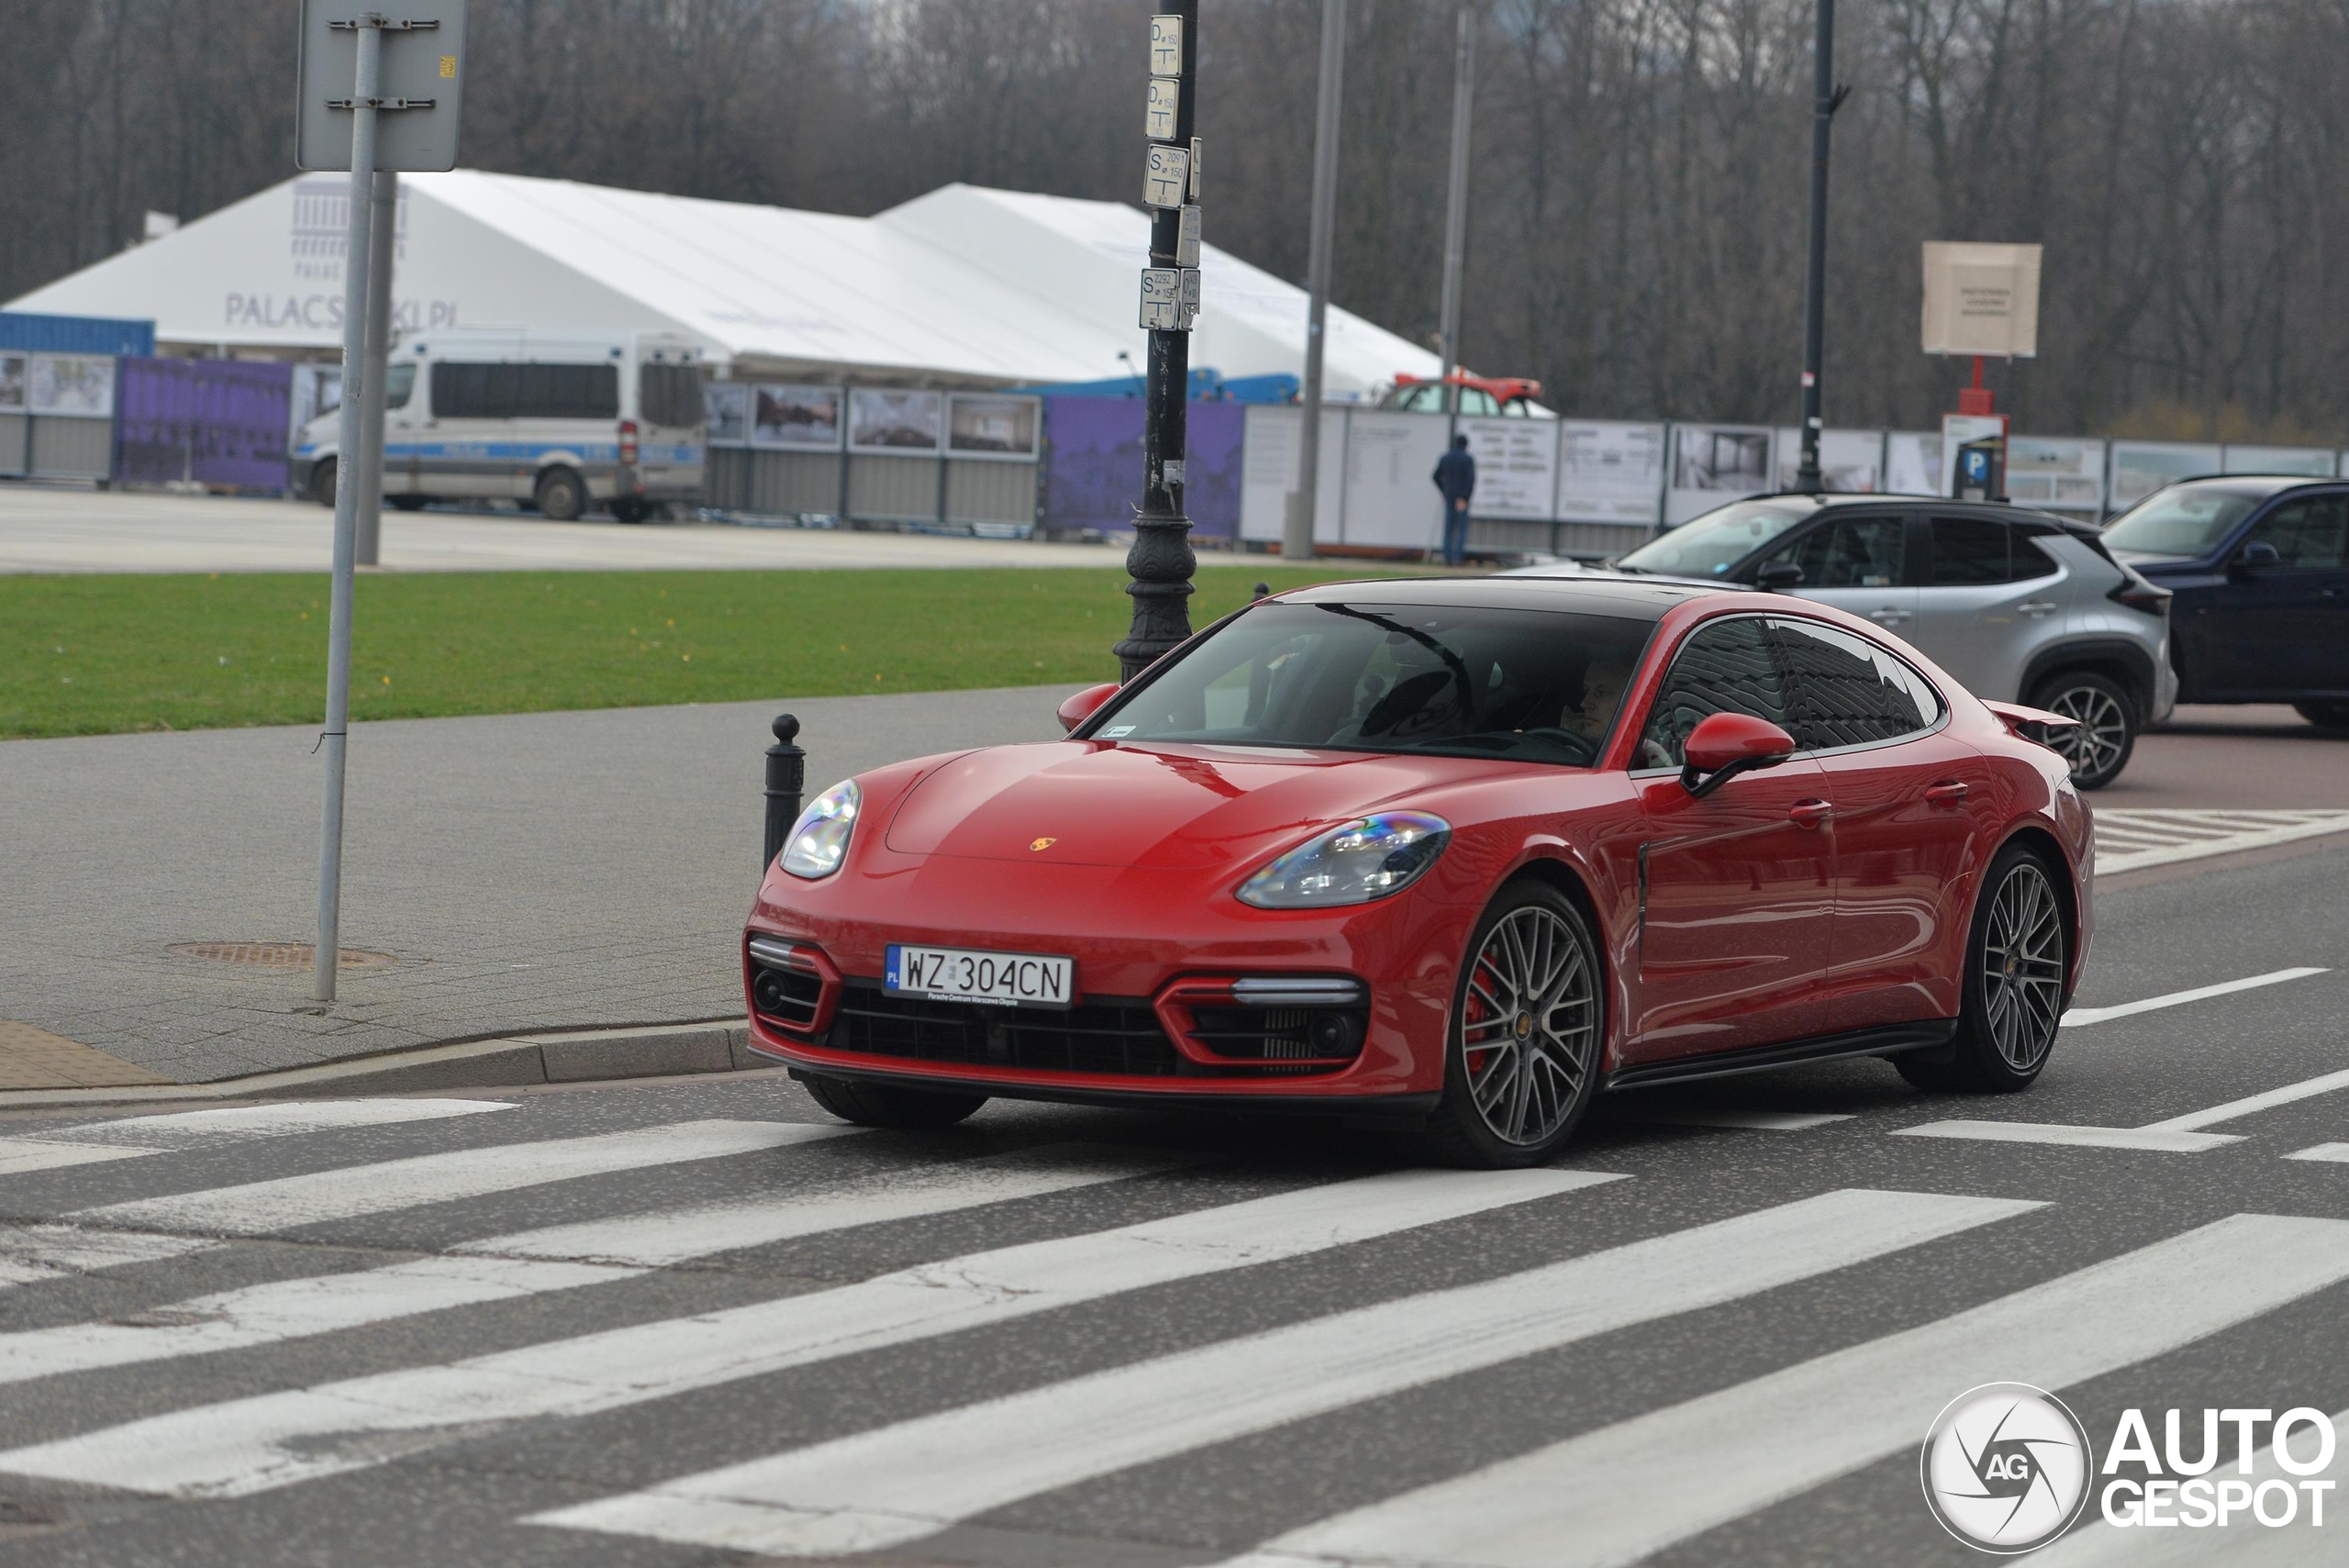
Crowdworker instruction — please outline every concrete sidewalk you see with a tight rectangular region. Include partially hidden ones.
[1,684,1078,1088]
[0,484,1142,573]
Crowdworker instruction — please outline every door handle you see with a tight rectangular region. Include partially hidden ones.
[1925,781,1970,807]
[2018,600,2060,617]
[1867,608,1912,625]
[1787,799,1833,828]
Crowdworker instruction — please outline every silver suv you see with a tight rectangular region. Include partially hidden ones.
[1505,495,2176,787]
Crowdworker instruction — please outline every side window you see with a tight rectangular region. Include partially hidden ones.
[2245,495,2348,570]
[382,362,415,410]
[1929,517,2009,585]
[2011,536,2060,580]
[514,363,619,420]
[431,361,518,419]
[1637,617,1787,769]
[1766,517,1906,589]
[1771,618,1943,751]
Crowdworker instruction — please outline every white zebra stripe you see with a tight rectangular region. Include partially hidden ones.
[0,1098,513,1179]
[0,1144,1184,1386]
[0,1224,213,1289]
[74,1119,852,1236]
[0,1166,1623,1498]
[525,1188,2039,1558]
[1204,1213,2349,1568]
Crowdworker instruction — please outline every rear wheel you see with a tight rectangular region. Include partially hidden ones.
[2030,671,2135,790]
[308,459,337,508]
[386,494,429,512]
[1898,842,2067,1094]
[534,467,587,522]
[799,1073,986,1129]
[1420,882,1603,1168]
[2294,700,2349,731]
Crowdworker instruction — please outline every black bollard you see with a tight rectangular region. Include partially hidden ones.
[1253,581,1272,601]
[763,714,805,872]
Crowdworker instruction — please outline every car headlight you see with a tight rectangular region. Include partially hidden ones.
[1237,812,1452,909]
[780,779,860,879]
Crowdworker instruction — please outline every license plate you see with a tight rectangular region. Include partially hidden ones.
[885,944,1075,1009]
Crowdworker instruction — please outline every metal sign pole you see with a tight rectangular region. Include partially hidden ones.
[1284,0,1346,564]
[313,19,383,1004]
[354,168,397,567]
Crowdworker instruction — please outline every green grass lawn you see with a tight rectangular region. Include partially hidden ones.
[0,565,1424,740]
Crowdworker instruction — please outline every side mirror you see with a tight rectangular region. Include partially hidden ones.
[2232,539,2280,573]
[1680,712,1797,798]
[1056,682,1120,734]
[1753,561,1807,593]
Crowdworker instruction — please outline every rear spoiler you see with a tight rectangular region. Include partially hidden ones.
[1984,700,2080,749]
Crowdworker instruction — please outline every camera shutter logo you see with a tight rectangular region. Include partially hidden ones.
[1921,1383,2093,1552]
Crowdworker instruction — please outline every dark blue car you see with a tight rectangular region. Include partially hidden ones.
[2101,476,2349,729]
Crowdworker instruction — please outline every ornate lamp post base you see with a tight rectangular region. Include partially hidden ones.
[1114,509,1197,682]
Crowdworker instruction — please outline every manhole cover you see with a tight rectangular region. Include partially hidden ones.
[167,941,397,969]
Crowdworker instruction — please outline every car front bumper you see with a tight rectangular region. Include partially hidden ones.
[741,851,1472,1107]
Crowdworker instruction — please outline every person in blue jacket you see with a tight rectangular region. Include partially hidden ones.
[1431,434,1476,565]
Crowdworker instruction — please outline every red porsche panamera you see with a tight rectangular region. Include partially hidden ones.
[743,577,2091,1167]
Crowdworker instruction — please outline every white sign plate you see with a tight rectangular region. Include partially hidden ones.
[1143,145,1191,209]
[295,0,472,172]
[1145,77,1180,141]
[1189,136,1204,198]
[1176,205,1201,267]
[1180,267,1202,325]
[1150,15,1183,75]
[1140,268,1186,331]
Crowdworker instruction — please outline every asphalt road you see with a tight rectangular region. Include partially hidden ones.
[2,832,2347,1566]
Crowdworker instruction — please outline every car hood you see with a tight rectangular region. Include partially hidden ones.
[882,740,1509,872]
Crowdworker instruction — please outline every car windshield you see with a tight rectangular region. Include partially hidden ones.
[2099,487,2263,558]
[1092,601,1656,765]
[1614,499,1821,578]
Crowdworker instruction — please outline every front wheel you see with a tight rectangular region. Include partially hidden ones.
[799,1073,986,1129]
[1419,882,1604,1168]
[2030,671,2136,790]
[2294,700,2349,731]
[1898,843,2068,1094]
[308,459,337,508]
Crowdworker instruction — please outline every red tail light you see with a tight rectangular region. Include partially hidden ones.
[618,419,639,466]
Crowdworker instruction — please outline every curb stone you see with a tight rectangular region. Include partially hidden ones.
[0,1020,755,1111]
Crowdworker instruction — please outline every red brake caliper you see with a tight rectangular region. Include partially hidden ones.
[1464,961,1494,1077]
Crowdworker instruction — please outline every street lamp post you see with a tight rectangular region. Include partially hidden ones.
[1115,2,1205,684]
[1436,1,1474,427]
[1793,0,1848,495]
[1283,0,1347,564]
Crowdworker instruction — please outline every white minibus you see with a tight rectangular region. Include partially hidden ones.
[293,328,706,522]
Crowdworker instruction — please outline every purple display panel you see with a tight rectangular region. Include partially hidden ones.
[1040,397,1243,539]
[115,358,295,491]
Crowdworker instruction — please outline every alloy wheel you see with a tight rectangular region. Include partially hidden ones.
[1980,861,2065,1073]
[1460,905,1597,1146]
[2043,684,2128,781]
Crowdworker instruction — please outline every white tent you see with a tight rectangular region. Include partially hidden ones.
[5,171,1437,396]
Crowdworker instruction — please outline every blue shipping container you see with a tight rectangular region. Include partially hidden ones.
[0,311,156,357]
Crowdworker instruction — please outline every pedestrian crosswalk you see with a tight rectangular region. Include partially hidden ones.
[2095,808,2349,874]
[0,1088,2343,1565]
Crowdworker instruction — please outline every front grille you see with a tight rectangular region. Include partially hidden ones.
[831,983,1184,1077]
